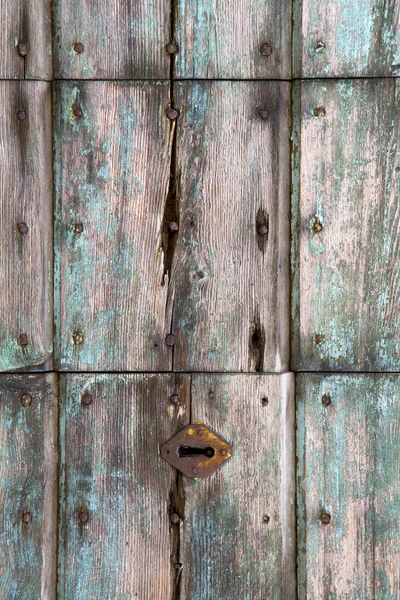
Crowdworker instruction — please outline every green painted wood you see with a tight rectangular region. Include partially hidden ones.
[293,0,400,78]
[297,373,400,599]
[171,81,291,372]
[180,373,296,599]
[54,0,170,79]
[58,373,190,599]
[0,0,52,80]
[54,81,173,372]
[174,0,291,79]
[292,79,400,372]
[0,81,53,372]
[0,373,58,600]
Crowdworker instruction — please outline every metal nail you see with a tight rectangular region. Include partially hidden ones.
[260,43,272,56]
[22,512,32,523]
[258,224,268,236]
[166,107,179,121]
[166,42,178,55]
[314,334,324,345]
[259,109,269,120]
[313,106,326,118]
[17,110,26,121]
[73,107,83,118]
[170,394,179,405]
[314,41,326,54]
[263,514,270,523]
[79,510,89,523]
[170,512,180,524]
[197,429,204,436]
[17,222,29,235]
[220,449,227,456]
[313,217,323,233]
[73,332,84,345]
[74,223,84,234]
[321,512,331,525]
[169,221,179,232]
[74,42,84,54]
[18,43,28,57]
[166,334,176,346]
[18,334,29,346]
[21,393,32,407]
[322,393,331,407]
[81,393,92,406]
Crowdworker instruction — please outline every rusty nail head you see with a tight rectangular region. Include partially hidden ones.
[166,107,179,121]
[74,223,84,233]
[21,393,32,407]
[170,512,180,524]
[73,331,84,345]
[263,514,270,523]
[18,43,28,57]
[74,42,84,54]
[313,106,326,118]
[322,393,331,407]
[260,43,272,56]
[17,110,26,121]
[166,334,176,346]
[259,109,269,120]
[321,512,331,524]
[17,222,29,234]
[169,221,179,232]
[18,334,29,346]
[79,510,89,523]
[170,394,179,405]
[314,40,326,53]
[166,42,178,54]
[315,334,324,345]
[313,217,323,233]
[22,512,32,523]
[73,107,83,118]
[82,393,92,406]
[258,224,268,236]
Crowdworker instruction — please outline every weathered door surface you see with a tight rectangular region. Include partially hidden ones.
[0,0,399,599]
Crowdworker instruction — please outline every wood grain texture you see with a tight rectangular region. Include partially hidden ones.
[54,0,170,79]
[293,0,400,78]
[174,0,291,79]
[292,79,400,371]
[0,0,52,80]
[58,373,190,600]
[171,81,291,372]
[0,373,58,600]
[54,81,173,371]
[180,374,296,599]
[0,82,53,372]
[297,374,400,600]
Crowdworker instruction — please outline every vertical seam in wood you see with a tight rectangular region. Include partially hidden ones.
[56,375,66,600]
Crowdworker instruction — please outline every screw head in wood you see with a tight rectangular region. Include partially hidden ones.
[322,393,331,407]
[21,393,32,407]
[22,512,32,523]
[74,42,84,54]
[18,43,28,57]
[17,110,26,121]
[73,331,84,345]
[79,510,89,523]
[166,41,178,54]
[259,109,269,120]
[260,43,272,56]
[18,334,29,346]
[170,512,180,524]
[166,107,179,121]
[314,40,326,54]
[314,334,324,345]
[312,217,323,233]
[73,107,83,118]
[170,394,179,405]
[313,106,326,118]
[81,393,92,406]
[321,512,331,525]
[74,223,84,233]
[169,221,179,232]
[166,334,176,346]
[17,222,29,235]
[258,224,268,236]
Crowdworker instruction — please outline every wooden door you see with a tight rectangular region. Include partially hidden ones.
[0,0,399,598]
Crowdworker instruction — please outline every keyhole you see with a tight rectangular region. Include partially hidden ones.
[178,446,215,458]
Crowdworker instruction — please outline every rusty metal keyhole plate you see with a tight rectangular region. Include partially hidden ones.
[161,424,232,478]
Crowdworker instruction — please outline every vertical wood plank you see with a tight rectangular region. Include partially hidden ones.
[59,373,190,599]
[54,81,173,372]
[297,374,400,599]
[0,373,58,600]
[292,79,400,371]
[171,81,291,372]
[0,0,52,80]
[0,82,53,372]
[174,0,291,79]
[54,0,170,79]
[180,373,296,599]
[293,0,400,78]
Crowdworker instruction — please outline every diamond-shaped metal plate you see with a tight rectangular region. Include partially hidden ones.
[161,423,232,478]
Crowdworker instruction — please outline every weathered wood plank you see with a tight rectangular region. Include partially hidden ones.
[0,373,58,600]
[54,81,173,371]
[292,79,400,371]
[174,0,291,79]
[54,0,170,79]
[297,373,400,599]
[171,81,291,372]
[0,82,53,372]
[58,373,190,600]
[293,0,400,78]
[0,0,52,80]
[179,373,296,599]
